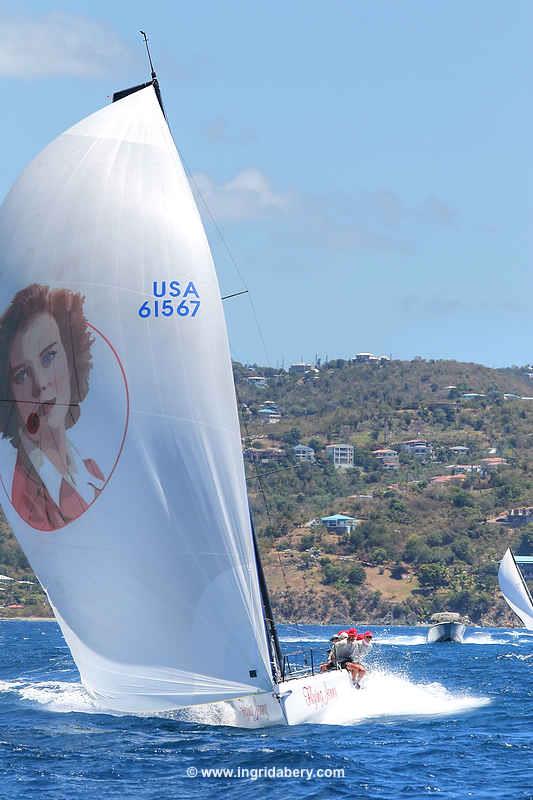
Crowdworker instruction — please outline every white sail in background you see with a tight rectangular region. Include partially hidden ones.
[0,86,274,711]
[498,549,533,630]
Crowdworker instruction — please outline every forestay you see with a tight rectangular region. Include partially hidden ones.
[0,86,273,711]
[498,549,533,631]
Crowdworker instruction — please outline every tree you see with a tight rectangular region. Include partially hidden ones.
[417,563,448,588]
[370,547,388,565]
[320,559,342,585]
[403,536,432,564]
[346,565,366,586]
[282,427,301,446]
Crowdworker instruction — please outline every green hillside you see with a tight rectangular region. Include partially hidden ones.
[0,357,531,625]
[237,358,533,625]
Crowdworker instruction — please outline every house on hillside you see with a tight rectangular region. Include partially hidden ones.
[293,444,315,463]
[257,406,281,424]
[321,514,360,533]
[479,457,507,470]
[289,363,312,375]
[243,447,285,464]
[372,448,400,469]
[393,439,433,459]
[353,352,390,364]
[246,375,268,388]
[445,464,482,476]
[430,474,466,485]
[493,507,533,527]
[325,444,354,469]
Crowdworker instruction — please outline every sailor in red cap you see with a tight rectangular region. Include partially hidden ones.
[333,627,367,688]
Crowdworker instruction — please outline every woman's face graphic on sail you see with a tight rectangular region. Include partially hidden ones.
[9,312,71,441]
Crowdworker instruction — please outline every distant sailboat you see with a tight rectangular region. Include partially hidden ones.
[498,549,533,630]
[0,61,357,726]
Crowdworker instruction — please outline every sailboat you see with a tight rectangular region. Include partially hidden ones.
[498,549,533,630]
[0,61,357,727]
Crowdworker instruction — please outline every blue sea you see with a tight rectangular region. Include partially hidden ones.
[0,621,531,799]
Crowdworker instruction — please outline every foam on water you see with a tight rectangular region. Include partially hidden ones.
[318,668,490,725]
[379,634,426,646]
[279,635,327,643]
[463,633,509,645]
[0,668,490,728]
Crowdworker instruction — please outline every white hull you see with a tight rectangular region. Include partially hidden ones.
[172,668,357,728]
[427,622,466,643]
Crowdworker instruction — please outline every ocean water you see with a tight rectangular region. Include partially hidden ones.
[0,622,531,799]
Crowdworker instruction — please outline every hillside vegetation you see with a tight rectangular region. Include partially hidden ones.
[0,358,531,625]
[237,359,533,625]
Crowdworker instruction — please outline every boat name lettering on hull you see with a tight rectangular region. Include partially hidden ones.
[239,702,269,721]
[138,281,200,319]
[302,683,338,708]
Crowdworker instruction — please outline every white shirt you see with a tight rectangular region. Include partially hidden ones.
[333,639,358,662]
[20,430,104,506]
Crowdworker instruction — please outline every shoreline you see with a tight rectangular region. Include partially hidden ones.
[0,616,521,630]
[0,616,56,622]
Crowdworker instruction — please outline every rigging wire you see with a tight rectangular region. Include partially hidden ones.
[177,156,272,369]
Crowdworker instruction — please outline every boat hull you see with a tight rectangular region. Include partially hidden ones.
[171,668,357,728]
[426,622,466,643]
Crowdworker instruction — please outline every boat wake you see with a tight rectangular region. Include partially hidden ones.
[379,634,426,646]
[279,635,327,644]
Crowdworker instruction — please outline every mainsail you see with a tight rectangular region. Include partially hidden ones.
[0,84,275,711]
[498,548,533,630]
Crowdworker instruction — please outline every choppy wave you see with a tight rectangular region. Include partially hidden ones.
[0,679,105,714]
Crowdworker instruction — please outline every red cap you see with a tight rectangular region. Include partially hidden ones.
[356,633,364,640]
[336,630,346,637]
[363,631,373,638]
[346,627,358,638]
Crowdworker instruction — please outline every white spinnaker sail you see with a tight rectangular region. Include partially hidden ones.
[0,85,274,711]
[498,549,533,630]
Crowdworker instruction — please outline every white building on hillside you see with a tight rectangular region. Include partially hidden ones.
[326,444,354,469]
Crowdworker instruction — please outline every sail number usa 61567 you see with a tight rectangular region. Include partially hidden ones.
[138,281,200,319]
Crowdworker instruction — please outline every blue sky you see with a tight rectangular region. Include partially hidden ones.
[0,1,531,367]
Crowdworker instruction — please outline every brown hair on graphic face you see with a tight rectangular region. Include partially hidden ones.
[0,284,94,448]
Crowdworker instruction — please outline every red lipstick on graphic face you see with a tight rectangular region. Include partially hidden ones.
[26,412,40,435]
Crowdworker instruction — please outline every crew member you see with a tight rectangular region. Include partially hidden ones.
[319,631,346,672]
[335,627,365,687]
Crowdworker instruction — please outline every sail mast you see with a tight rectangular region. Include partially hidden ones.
[111,32,165,115]
[251,516,283,680]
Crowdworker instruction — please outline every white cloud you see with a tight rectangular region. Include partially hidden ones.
[191,168,290,221]
[0,12,130,77]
